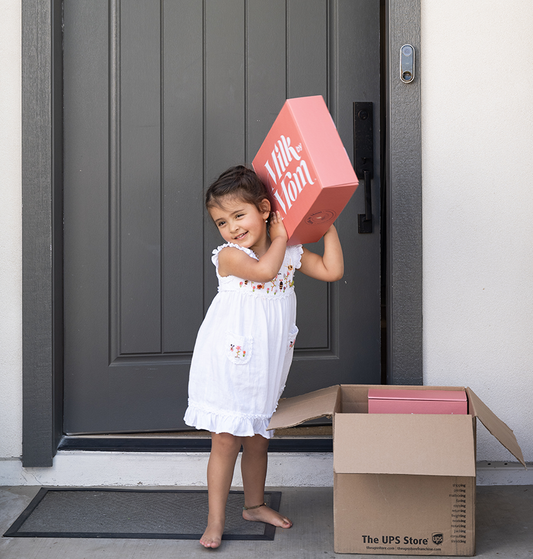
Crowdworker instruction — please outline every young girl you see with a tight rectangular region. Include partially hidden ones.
[184,165,344,549]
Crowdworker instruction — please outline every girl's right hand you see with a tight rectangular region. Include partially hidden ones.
[269,211,288,243]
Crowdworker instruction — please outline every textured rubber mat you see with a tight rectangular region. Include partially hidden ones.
[3,488,282,540]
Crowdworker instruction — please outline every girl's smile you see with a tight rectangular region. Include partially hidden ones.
[208,197,271,255]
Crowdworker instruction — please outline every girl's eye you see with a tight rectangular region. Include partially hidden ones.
[217,221,226,228]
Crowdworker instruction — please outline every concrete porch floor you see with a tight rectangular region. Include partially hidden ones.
[0,485,531,558]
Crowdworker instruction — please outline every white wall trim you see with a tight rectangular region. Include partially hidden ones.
[1,454,530,487]
[0,453,333,488]
[476,461,533,486]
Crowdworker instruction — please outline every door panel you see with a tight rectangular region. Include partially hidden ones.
[63,0,381,434]
[163,0,205,353]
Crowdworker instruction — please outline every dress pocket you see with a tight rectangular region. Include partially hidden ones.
[287,325,299,351]
[226,333,253,365]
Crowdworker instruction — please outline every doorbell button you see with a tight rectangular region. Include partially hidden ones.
[400,44,415,83]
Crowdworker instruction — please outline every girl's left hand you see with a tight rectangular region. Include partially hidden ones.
[323,224,336,237]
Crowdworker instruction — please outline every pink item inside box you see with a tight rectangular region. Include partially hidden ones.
[252,95,358,245]
[368,389,468,415]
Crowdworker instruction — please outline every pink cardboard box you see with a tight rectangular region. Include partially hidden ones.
[368,388,468,415]
[252,96,358,245]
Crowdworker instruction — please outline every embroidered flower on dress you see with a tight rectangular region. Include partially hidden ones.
[230,344,246,360]
[233,250,298,296]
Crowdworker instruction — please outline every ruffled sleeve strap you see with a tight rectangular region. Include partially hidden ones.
[211,243,259,268]
[290,244,304,269]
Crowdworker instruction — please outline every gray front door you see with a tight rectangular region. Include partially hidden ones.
[63,0,381,434]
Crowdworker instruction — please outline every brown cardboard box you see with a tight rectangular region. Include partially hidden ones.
[268,385,525,556]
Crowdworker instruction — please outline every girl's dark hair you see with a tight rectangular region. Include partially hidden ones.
[206,165,272,211]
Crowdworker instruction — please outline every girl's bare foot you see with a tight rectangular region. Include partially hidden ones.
[200,518,224,549]
[242,504,292,528]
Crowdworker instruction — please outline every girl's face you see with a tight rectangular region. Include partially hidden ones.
[208,196,270,252]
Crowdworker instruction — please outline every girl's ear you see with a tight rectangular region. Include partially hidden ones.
[259,198,271,218]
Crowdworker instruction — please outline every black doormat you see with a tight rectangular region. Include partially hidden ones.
[3,488,281,540]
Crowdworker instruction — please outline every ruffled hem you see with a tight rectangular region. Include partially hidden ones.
[184,403,274,439]
[211,243,259,268]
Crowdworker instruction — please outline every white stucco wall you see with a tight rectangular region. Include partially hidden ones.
[422,0,533,463]
[0,0,22,461]
[0,1,531,486]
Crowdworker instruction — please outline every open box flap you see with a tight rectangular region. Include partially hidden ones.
[267,385,340,430]
[334,413,476,476]
[466,387,526,467]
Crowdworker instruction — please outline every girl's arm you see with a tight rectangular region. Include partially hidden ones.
[298,224,344,282]
[217,211,288,282]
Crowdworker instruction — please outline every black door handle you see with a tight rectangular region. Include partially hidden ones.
[353,102,374,234]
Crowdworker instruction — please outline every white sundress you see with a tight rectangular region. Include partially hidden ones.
[184,242,303,439]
